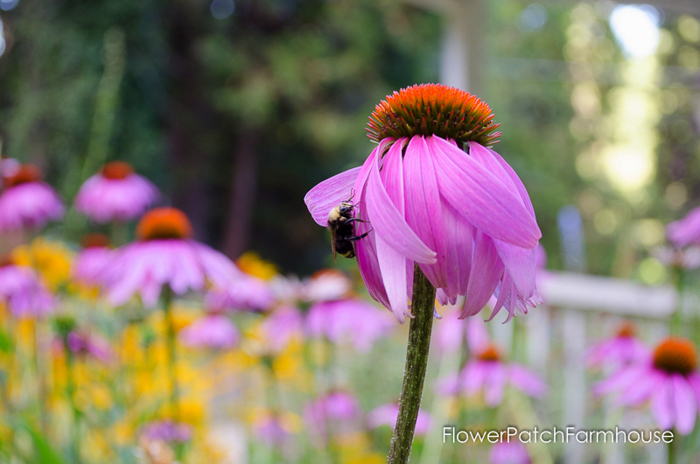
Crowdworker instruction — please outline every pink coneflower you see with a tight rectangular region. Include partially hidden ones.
[0,257,55,317]
[140,420,192,443]
[305,298,395,352]
[0,164,64,231]
[257,305,304,354]
[305,84,541,322]
[65,330,112,363]
[667,206,700,248]
[301,269,353,302]
[205,275,274,312]
[72,234,113,286]
[104,207,243,307]
[179,314,239,349]
[268,274,303,304]
[595,337,700,434]
[304,391,361,441]
[437,344,547,407]
[75,161,157,223]
[489,441,531,464]
[653,245,700,270]
[254,413,292,447]
[367,403,431,436]
[586,322,649,369]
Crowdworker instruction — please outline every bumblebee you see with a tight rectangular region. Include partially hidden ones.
[327,199,369,260]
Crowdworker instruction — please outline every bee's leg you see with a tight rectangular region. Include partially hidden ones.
[344,218,368,225]
[346,230,372,241]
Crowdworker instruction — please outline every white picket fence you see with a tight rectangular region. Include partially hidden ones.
[525,271,680,464]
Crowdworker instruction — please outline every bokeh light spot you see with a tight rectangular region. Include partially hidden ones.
[211,0,235,20]
[519,4,548,32]
[633,219,664,247]
[594,208,618,235]
[678,15,700,43]
[609,5,660,58]
[638,257,666,285]
[665,182,687,210]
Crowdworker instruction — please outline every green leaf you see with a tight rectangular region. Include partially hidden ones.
[22,424,67,464]
[0,329,13,354]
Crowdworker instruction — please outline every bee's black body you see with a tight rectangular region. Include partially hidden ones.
[327,201,369,260]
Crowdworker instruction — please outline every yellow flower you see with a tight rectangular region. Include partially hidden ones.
[236,251,278,280]
[11,238,73,292]
[337,433,385,464]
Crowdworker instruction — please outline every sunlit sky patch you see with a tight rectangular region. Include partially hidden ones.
[609,4,660,58]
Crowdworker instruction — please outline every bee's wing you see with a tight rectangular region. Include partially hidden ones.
[329,225,338,262]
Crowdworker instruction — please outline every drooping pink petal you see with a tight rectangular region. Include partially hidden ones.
[671,374,697,434]
[618,371,659,406]
[461,231,504,318]
[430,136,540,249]
[365,143,437,265]
[509,364,547,398]
[650,377,674,431]
[403,136,448,288]
[304,166,362,227]
[466,317,490,354]
[484,362,508,407]
[493,242,537,299]
[353,188,390,309]
[441,201,473,300]
[376,234,411,322]
[593,365,646,396]
[476,143,537,218]
[461,361,488,395]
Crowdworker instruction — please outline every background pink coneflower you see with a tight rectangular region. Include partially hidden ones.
[104,207,243,307]
[0,164,64,232]
[305,297,395,352]
[367,403,432,436]
[0,256,56,317]
[72,233,113,286]
[586,322,650,369]
[489,441,531,464]
[437,343,547,407]
[594,337,700,435]
[179,314,239,349]
[75,161,158,224]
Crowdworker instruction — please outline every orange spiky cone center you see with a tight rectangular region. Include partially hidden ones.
[478,344,502,362]
[367,83,501,146]
[137,207,193,241]
[653,338,697,376]
[101,161,134,180]
[3,164,42,189]
[616,322,636,338]
[80,233,111,249]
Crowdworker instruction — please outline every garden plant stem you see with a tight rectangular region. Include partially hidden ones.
[388,264,436,464]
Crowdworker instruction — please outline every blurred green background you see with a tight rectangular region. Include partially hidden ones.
[0,0,699,280]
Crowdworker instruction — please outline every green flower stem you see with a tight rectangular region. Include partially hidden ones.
[162,287,180,421]
[65,351,82,464]
[670,267,684,336]
[668,434,676,464]
[110,220,128,247]
[388,264,436,464]
[31,321,49,434]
